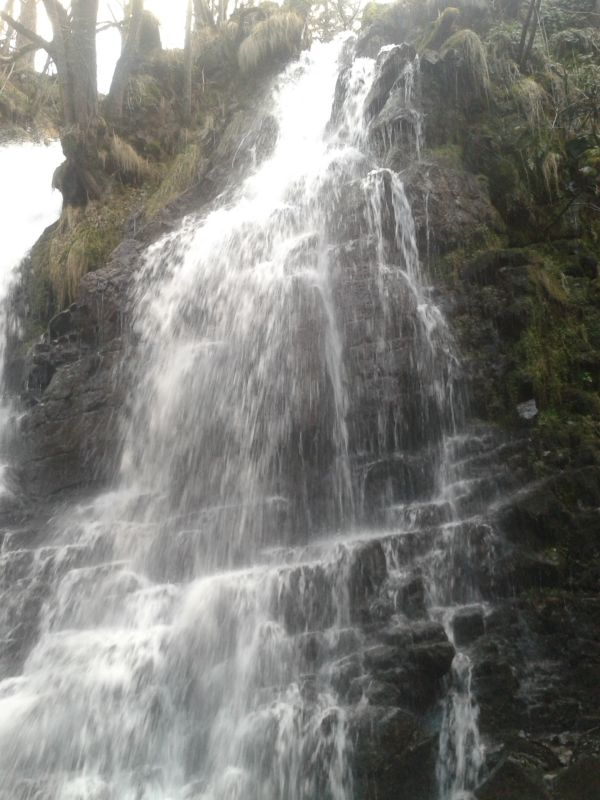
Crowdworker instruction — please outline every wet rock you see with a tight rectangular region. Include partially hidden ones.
[351,705,437,800]
[460,248,531,286]
[475,755,550,800]
[328,652,362,696]
[364,44,417,121]
[403,162,504,257]
[517,399,538,420]
[381,619,449,649]
[76,238,141,343]
[553,755,600,800]
[363,644,403,671]
[348,675,404,706]
[392,573,426,618]
[452,607,485,646]
[407,640,455,679]
[348,540,388,621]
[17,345,124,497]
[472,656,521,733]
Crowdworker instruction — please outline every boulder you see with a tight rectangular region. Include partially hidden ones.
[452,607,485,646]
[475,756,550,800]
[350,705,437,800]
[553,755,600,800]
[363,44,417,121]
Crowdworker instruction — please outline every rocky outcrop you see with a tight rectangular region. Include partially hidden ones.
[14,239,141,498]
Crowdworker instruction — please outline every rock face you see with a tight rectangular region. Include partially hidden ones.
[14,241,141,499]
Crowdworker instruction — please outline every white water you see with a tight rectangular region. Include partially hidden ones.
[0,39,493,800]
[0,140,62,493]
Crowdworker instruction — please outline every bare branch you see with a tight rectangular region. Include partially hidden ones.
[0,40,38,62]
[0,9,54,53]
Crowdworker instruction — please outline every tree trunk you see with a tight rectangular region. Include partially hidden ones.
[106,0,144,120]
[520,0,542,69]
[16,0,36,68]
[43,0,104,206]
[193,0,215,28]
[183,0,193,122]
[2,0,103,205]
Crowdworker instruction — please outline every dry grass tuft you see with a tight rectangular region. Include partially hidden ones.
[107,134,151,181]
[513,77,547,132]
[237,12,303,74]
[542,151,561,198]
[442,28,490,98]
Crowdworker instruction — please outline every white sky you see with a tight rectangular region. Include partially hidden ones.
[34,0,189,93]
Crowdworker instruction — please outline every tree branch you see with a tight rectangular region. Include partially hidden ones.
[0,10,54,53]
[0,40,38,62]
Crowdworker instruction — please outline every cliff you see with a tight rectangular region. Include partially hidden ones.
[2,1,600,798]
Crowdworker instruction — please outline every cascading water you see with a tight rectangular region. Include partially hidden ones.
[0,141,62,495]
[0,38,503,800]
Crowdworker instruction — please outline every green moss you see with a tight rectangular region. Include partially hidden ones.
[361,1,390,27]
[18,185,144,331]
[507,246,600,415]
[424,143,464,169]
[145,143,203,219]
[419,7,460,51]
[47,188,143,307]
[434,226,505,281]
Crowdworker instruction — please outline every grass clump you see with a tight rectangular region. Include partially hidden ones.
[441,28,490,99]
[104,134,151,183]
[420,7,460,51]
[45,189,142,308]
[512,77,547,132]
[237,11,304,74]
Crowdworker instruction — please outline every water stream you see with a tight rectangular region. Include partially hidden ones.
[0,40,497,800]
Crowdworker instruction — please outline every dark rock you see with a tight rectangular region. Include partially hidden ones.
[452,607,485,646]
[391,573,427,618]
[381,619,447,648]
[350,705,437,800]
[329,653,362,696]
[348,540,388,621]
[553,755,600,800]
[460,249,529,285]
[403,163,505,257]
[17,345,124,497]
[364,44,417,120]
[363,644,404,671]
[407,640,455,679]
[475,756,550,800]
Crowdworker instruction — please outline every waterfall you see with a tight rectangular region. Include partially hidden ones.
[0,38,497,800]
[0,141,62,495]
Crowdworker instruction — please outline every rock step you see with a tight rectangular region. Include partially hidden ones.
[384,500,454,530]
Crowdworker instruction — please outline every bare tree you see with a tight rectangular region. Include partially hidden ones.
[518,0,542,69]
[1,0,103,205]
[183,0,193,122]
[106,0,143,119]
[193,0,215,29]
[16,0,37,68]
